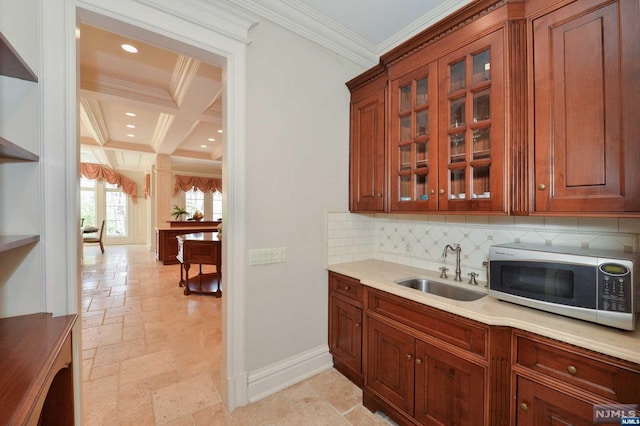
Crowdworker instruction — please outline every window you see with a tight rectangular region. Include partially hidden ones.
[80,177,132,242]
[81,177,97,227]
[212,190,222,220]
[185,189,205,216]
[105,183,128,236]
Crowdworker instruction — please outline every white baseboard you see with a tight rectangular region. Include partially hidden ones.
[247,344,333,403]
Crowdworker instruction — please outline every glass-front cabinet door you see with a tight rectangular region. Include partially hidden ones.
[390,63,438,211]
[438,30,505,212]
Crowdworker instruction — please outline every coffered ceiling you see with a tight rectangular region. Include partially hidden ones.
[78,0,471,174]
[79,23,223,174]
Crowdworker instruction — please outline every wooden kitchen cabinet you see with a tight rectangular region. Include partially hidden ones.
[363,288,506,425]
[512,330,640,425]
[328,272,365,386]
[348,0,524,215]
[530,0,640,214]
[347,69,386,212]
[388,29,507,213]
[437,30,506,213]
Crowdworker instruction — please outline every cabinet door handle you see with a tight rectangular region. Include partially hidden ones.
[429,189,435,195]
[406,354,412,360]
[537,183,547,190]
[343,286,350,291]
[354,323,360,328]
[520,402,529,412]
[415,358,422,365]
[439,189,445,194]
[377,193,382,197]
[567,365,577,375]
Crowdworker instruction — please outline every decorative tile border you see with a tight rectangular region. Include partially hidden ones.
[327,212,640,281]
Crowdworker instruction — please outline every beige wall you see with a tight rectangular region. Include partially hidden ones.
[244,19,362,372]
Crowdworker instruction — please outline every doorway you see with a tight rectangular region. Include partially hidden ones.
[75,2,250,413]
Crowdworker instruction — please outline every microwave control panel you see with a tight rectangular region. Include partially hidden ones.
[598,263,632,313]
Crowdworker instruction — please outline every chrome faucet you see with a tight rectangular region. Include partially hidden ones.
[442,243,462,282]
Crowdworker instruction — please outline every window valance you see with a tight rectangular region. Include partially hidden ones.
[173,175,222,195]
[81,163,138,203]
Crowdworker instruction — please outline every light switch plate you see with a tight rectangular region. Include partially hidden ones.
[249,247,286,265]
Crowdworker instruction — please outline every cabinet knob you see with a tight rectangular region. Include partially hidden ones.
[355,323,361,328]
[343,286,350,291]
[415,358,422,365]
[377,193,382,197]
[537,183,547,190]
[567,365,577,375]
[429,189,435,195]
[406,354,412,360]
[439,189,445,194]
[520,402,529,412]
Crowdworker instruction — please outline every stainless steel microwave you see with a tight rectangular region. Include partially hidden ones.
[488,243,639,330]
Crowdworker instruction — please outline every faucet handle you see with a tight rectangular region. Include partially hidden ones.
[439,267,449,279]
[468,272,478,285]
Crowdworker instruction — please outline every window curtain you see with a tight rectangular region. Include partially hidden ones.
[81,163,138,203]
[173,175,222,195]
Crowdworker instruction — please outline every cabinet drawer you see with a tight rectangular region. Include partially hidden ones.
[329,272,364,305]
[368,288,487,358]
[515,332,640,403]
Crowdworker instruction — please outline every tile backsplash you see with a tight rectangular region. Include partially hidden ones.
[327,212,640,282]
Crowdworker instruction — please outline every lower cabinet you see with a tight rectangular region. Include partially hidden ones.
[366,316,486,425]
[363,288,504,425]
[328,272,364,386]
[328,272,640,426]
[515,377,596,425]
[512,330,640,425]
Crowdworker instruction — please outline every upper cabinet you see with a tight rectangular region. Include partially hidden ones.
[388,30,506,213]
[389,63,438,211]
[348,70,386,212]
[347,0,639,216]
[529,0,640,215]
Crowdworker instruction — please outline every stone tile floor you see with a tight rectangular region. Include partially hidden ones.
[81,244,390,425]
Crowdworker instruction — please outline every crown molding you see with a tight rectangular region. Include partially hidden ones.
[229,0,378,67]
[227,0,475,68]
[375,0,475,54]
[135,0,258,45]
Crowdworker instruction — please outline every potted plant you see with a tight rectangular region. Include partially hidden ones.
[171,205,189,221]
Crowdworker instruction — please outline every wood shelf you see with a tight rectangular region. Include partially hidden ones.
[0,136,39,161]
[0,313,76,425]
[0,235,40,253]
[0,32,37,82]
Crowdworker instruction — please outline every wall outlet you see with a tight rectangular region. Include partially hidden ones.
[249,247,286,265]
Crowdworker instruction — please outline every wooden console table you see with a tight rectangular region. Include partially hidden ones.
[177,232,221,297]
[156,221,220,265]
[0,313,77,425]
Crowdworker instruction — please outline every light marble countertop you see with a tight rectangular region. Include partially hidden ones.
[328,259,640,364]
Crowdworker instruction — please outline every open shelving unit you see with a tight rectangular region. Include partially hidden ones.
[0,31,40,255]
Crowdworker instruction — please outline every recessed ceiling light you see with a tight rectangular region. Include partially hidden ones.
[207,138,215,142]
[125,112,136,117]
[217,129,223,133]
[200,145,207,148]
[121,43,138,53]
[126,124,136,129]
[127,134,135,138]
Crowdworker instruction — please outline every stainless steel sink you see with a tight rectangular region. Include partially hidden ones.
[394,278,486,301]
